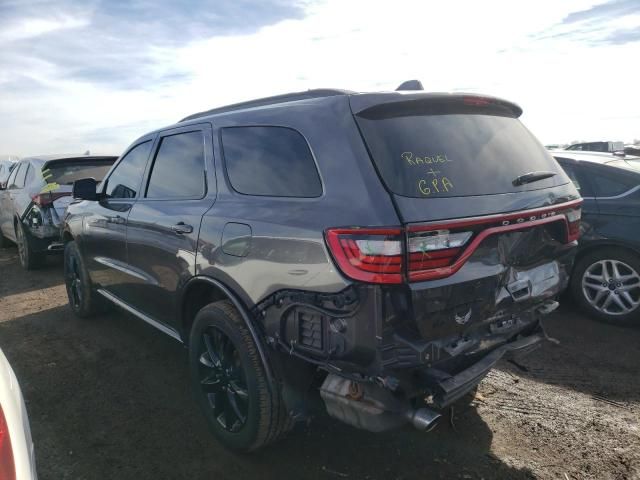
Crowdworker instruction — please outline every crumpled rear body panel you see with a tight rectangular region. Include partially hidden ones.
[409,224,574,341]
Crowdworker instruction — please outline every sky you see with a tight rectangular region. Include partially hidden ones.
[0,0,639,157]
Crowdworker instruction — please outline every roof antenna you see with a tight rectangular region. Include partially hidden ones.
[396,80,424,91]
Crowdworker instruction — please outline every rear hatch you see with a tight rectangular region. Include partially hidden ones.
[350,93,581,339]
[38,157,115,221]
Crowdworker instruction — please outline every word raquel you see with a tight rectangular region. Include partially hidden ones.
[401,151,452,166]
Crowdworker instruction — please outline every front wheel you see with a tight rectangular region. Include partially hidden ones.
[571,248,640,326]
[189,301,293,451]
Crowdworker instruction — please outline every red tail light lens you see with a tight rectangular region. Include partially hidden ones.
[408,230,472,274]
[325,228,403,284]
[32,191,70,207]
[565,207,582,242]
[0,405,16,480]
[326,200,582,284]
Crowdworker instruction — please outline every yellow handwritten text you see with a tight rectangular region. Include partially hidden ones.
[418,177,454,196]
[402,152,451,166]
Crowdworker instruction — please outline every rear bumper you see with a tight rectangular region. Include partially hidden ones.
[417,331,543,408]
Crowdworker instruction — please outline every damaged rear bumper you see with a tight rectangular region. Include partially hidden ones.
[418,330,543,409]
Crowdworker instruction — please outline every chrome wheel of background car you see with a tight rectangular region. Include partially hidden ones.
[65,254,84,309]
[198,327,249,433]
[582,259,640,315]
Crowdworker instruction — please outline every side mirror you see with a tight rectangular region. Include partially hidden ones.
[0,182,6,191]
[73,177,98,201]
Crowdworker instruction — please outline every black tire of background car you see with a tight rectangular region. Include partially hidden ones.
[188,300,294,451]
[0,225,10,248]
[571,247,640,326]
[16,221,44,270]
[64,241,110,318]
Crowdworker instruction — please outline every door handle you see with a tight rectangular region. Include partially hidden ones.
[171,222,193,234]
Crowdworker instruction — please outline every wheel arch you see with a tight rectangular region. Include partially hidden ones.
[574,240,640,269]
[179,276,276,389]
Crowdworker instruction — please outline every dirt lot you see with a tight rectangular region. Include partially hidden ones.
[0,247,639,480]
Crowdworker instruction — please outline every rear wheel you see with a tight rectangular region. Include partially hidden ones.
[189,301,293,451]
[571,248,640,326]
[64,241,109,318]
[0,226,10,248]
[16,221,44,270]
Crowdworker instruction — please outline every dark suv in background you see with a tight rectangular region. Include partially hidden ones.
[62,86,581,451]
[554,152,640,325]
[0,154,117,269]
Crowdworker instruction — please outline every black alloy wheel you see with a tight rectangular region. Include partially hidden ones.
[198,326,250,433]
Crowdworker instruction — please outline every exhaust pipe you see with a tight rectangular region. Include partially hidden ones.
[405,408,442,432]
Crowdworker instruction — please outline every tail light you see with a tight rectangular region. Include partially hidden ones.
[32,191,70,207]
[0,405,16,480]
[565,207,582,242]
[325,200,582,284]
[325,228,403,284]
[408,230,472,273]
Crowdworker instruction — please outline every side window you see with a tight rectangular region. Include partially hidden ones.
[221,126,322,197]
[591,170,638,197]
[14,163,28,189]
[105,141,153,199]
[7,164,20,188]
[559,163,594,196]
[146,131,205,199]
[24,164,36,185]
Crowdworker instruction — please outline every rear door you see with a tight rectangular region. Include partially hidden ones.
[0,163,22,240]
[351,94,581,339]
[81,140,154,298]
[125,124,215,331]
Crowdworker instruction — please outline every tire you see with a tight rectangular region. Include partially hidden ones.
[0,226,10,248]
[571,248,640,326]
[189,300,293,451]
[64,241,109,318]
[15,221,44,270]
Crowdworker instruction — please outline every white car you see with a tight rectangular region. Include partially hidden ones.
[0,348,37,480]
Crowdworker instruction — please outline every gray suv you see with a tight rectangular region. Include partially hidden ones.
[62,86,581,451]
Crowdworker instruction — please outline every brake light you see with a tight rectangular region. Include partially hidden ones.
[463,96,491,107]
[566,207,582,242]
[32,191,70,206]
[408,230,472,272]
[326,200,582,284]
[0,405,16,480]
[325,228,403,284]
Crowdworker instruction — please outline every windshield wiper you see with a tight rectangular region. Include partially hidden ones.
[512,171,557,186]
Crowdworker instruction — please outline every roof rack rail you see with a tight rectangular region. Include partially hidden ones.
[179,88,353,122]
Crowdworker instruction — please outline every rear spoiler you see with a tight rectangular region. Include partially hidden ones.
[350,92,523,119]
[41,156,117,171]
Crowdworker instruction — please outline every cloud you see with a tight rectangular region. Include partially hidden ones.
[561,0,640,24]
[0,0,639,157]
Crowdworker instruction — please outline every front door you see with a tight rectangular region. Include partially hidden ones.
[81,139,154,299]
[125,125,215,331]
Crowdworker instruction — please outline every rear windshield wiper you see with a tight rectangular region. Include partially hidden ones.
[512,171,557,186]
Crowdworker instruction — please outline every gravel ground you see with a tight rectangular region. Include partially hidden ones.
[0,247,639,480]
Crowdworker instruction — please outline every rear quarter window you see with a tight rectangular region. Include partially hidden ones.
[590,168,639,197]
[356,110,567,198]
[221,126,322,197]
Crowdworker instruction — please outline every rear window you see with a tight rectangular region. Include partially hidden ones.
[46,159,115,185]
[356,110,567,198]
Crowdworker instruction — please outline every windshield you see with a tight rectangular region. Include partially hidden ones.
[45,160,114,185]
[356,112,568,198]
